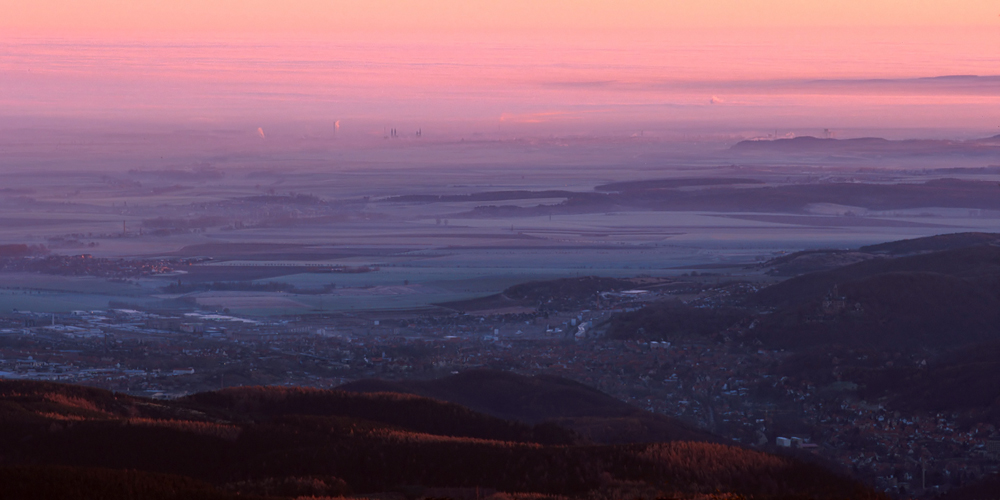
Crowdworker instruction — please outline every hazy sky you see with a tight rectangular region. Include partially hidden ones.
[6,1,999,35]
[2,1,999,138]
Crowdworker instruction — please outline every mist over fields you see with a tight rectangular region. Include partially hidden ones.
[3,120,1000,315]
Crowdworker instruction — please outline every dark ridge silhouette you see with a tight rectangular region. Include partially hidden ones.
[0,379,195,422]
[730,135,1000,156]
[181,385,573,445]
[639,178,1000,213]
[597,240,1000,351]
[762,249,859,267]
[757,232,1000,277]
[0,380,879,499]
[437,276,634,313]
[504,276,635,305]
[757,271,1000,350]
[859,232,1000,255]
[927,164,1000,174]
[758,249,877,276]
[751,245,1000,308]
[739,243,1000,350]
[338,369,719,444]
[453,179,1000,218]
[752,233,1000,278]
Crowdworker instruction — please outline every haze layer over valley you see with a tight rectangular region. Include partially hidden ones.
[2,126,1000,314]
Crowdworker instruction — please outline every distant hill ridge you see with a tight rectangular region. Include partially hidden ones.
[0,379,877,499]
[731,135,1000,155]
[756,232,1000,277]
[611,233,1000,351]
[859,231,1000,255]
[338,369,719,444]
[436,276,635,313]
[747,242,1000,349]
[753,244,1000,308]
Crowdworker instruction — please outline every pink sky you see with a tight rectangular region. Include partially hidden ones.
[2,1,999,137]
[6,1,999,35]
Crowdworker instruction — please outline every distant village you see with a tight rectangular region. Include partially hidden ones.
[1,287,997,499]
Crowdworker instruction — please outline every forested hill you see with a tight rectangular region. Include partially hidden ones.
[339,369,719,444]
[0,379,881,500]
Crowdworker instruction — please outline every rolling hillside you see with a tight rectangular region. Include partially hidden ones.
[747,244,1000,350]
[339,369,719,444]
[0,380,879,499]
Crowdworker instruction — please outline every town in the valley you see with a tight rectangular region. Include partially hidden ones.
[1,268,997,499]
